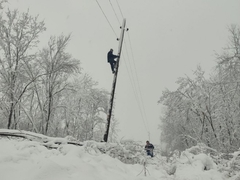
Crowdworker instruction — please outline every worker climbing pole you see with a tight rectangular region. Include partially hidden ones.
[103,19,127,142]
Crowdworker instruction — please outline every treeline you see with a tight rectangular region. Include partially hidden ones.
[159,25,240,153]
[0,2,118,141]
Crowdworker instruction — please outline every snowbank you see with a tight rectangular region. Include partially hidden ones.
[0,131,237,180]
[0,138,168,180]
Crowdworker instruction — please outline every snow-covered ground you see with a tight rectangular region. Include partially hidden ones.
[0,131,239,180]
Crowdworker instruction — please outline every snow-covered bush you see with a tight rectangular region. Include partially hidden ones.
[168,145,224,180]
[83,139,147,164]
[186,143,218,156]
[217,150,240,179]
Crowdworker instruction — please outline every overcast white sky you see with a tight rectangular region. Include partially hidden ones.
[7,0,240,145]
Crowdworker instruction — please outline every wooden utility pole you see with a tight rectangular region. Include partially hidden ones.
[103,19,126,142]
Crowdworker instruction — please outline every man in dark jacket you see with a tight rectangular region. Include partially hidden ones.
[107,48,119,74]
[145,140,154,157]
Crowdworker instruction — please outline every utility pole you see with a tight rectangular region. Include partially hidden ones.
[103,19,126,142]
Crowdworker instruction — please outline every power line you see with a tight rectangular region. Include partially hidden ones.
[115,0,124,19]
[127,32,150,127]
[94,0,151,136]
[120,53,150,133]
[122,33,151,134]
[95,0,118,37]
[121,37,150,133]
[113,0,150,134]
[109,0,121,25]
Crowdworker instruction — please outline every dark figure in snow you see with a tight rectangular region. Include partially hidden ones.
[107,48,119,74]
[145,140,154,157]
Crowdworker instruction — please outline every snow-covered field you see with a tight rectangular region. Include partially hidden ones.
[0,131,240,180]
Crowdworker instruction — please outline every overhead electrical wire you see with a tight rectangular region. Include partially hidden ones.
[115,0,124,19]
[126,32,150,129]
[121,48,150,134]
[109,0,121,25]
[112,0,151,135]
[95,0,151,137]
[95,0,118,37]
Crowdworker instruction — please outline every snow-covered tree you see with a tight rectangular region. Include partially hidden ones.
[159,25,240,153]
[54,74,115,142]
[213,25,240,152]
[0,6,118,142]
[35,35,80,135]
[0,9,45,129]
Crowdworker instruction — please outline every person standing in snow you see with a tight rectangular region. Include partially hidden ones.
[107,48,119,74]
[145,140,154,157]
